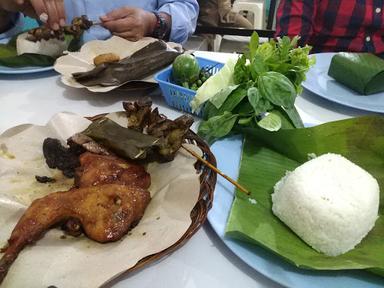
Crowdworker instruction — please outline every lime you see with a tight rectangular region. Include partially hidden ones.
[172,54,200,85]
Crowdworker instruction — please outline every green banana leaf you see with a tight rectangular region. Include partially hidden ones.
[0,33,79,68]
[0,53,55,67]
[328,53,384,95]
[225,116,384,274]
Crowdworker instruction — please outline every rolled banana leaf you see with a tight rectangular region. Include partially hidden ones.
[72,40,181,87]
[226,116,384,274]
[328,53,384,95]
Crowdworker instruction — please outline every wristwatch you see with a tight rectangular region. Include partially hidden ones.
[152,12,169,40]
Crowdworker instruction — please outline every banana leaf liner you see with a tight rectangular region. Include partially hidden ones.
[226,116,384,275]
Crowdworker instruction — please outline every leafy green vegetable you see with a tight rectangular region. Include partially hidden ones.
[234,54,250,84]
[196,32,314,143]
[226,116,384,273]
[249,32,259,61]
[198,111,238,143]
[215,85,248,115]
[258,71,296,108]
[209,85,239,109]
[247,87,260,111]
[250,54,267,78]
[257,112,282,131]
[281,106,304,128]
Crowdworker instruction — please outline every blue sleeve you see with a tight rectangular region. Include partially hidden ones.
[157,0,199,44]
[0,13,24,40]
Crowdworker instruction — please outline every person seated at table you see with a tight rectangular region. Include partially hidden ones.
[198,0,253,29]
[0,0,198,44]
[275,0,384,54]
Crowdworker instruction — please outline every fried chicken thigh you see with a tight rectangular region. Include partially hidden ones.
[75,152,151,189]
[0,152,151,284]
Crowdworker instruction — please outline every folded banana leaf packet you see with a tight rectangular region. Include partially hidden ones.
[81,117,161,160]
[328,52,384,95]
[72,40,181,87]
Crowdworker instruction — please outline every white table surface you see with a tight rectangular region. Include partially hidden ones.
[0,51,374,288]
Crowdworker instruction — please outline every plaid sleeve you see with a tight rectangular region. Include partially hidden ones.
[275,0,317,46]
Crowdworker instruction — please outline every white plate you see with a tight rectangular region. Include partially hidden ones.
[0,38,54,74]
[208,135,384,288]
[302,53,384,113]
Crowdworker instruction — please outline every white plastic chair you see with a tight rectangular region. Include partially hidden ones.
[209,0,267,52]
[232,0,265,29]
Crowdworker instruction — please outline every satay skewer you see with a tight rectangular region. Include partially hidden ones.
[181,144,250,195]
[28,15,94,42]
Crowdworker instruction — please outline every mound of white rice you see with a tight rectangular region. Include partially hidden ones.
[271,153,380,256]
[16,32,68,57]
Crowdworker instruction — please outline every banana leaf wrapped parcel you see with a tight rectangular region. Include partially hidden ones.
[328,53,384,95]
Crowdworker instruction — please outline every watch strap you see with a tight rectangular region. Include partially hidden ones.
[152,12,169,40]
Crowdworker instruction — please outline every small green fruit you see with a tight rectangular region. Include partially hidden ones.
[172,54,200,85]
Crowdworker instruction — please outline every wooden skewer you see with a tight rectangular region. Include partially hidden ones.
[90,20,102,26]
[182,145,250,195]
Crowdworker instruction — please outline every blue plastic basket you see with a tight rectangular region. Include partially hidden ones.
[155,57,225,116]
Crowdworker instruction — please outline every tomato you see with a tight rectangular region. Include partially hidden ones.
[172,54,200,85]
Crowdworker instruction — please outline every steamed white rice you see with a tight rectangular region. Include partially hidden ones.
[271,153,380,256]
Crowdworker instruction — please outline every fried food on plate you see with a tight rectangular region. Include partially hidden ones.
[74,152,151,189]
[0,184,150,283]
[17,16,93,57]
[0,152,151,284]
[93,53,120,66]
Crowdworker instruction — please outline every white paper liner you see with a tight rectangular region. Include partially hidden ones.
[54,36,181,93]
[0,112,201,288]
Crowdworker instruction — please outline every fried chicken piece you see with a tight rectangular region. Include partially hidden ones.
[74,152,151,189]
[58,152,150,238]
[0,184,150,284]
[0,151,152,284]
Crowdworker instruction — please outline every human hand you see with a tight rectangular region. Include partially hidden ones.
[0,0,66,30]
[100,7,157,41]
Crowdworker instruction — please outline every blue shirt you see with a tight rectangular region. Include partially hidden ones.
[0,0,199,43]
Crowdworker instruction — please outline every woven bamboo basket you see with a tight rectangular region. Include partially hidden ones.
[86,114,217,286]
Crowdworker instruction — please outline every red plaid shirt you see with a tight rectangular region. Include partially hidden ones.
[275,0,384,54]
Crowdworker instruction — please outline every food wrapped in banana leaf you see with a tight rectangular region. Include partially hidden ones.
[80,118,161,160]
[72,40,181,87]
[70,99,194,163]
[328,53,384,95]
